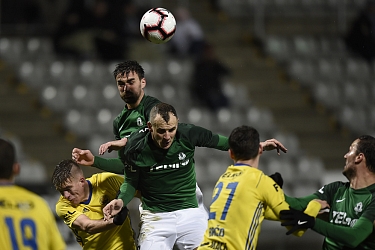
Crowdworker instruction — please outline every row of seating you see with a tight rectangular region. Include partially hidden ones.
[265,35,349,62]
[287,57,375,83]
[220,0,365,19]
[0,36,326,204]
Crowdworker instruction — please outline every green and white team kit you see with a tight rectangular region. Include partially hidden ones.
[118,123,229,212]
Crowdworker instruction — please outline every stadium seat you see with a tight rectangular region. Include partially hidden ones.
[49,60,79,85]
[40,84,71,112]
[206,156,230,180]
[264,36,291,62]
[266,156,295,183]
[342,80,368,106]
[64,109,96,136]
[345,58,371,81]
[0,37,25,65]
[293,35,318,58]
[101,83,124,110]
[25,37,54,61]
[216,108,243,133]
[19,61,49,90]
[71,84,101,110]
[287,59,316,87]
[246,107,276,134]
[161,84,176,102]
[293,182,320,197]
[317,58,343,81]
[187,107,214,128]
[87,134,118,159]
[166,59,193,85]
[95,108,116,134]
[78,60,109,83]
[16,158,47,184]
[271,130,300,158]
[338,105,367,134]
[296,156,325,183]
[313,80,341,111]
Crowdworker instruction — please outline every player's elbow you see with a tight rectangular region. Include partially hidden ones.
[345,238,362,248]
[84,227,101,234]
[81,223,100,234]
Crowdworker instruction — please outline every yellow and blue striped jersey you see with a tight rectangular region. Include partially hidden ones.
[0,185,66,250]
[56,172,136,250]
[199,164,289,250]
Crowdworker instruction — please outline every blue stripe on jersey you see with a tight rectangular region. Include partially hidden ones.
[81,180,92,205]
[245,202,264,250]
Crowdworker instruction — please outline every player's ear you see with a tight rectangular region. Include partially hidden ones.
[147,121,153,131]
[13,162,20,176]
[259,143,263,155]
[355,153,364,164]
[229,149,235,160]
[141,78,146,89]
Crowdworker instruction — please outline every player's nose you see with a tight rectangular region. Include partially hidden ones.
[63,191,70,199]
[164,132,171,140]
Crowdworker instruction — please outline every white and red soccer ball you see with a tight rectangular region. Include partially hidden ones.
[140,8,176,44]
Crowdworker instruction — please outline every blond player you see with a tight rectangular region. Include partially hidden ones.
[52,159,136,250]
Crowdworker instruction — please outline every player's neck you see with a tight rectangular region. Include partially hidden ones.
[0,179,14,185]
[82,181,90,202]
[350,171,375,189]
[235,159,258,168]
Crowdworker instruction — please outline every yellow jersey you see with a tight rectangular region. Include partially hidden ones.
[0,184,66,250]
[56,172,136,250]
[198,164,289,250]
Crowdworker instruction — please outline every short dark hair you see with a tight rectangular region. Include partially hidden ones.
[0,138,16,179]
[113,60,145,80]
[357,135,375,173]
[228,126,260,161]
[52,159,79,190]
[150,103,178,124]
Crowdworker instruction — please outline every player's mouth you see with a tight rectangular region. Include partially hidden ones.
[161,140,171,148]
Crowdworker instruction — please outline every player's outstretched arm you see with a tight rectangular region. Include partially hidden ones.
[281,206,373,247]
[72,148,94,166]
[280,199,329,236]
[72,214,118,234]
[99,138,128,155]
[72,147,124,174]
[261,138,288,155]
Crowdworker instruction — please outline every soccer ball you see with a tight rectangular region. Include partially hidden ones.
[140,8,176,44]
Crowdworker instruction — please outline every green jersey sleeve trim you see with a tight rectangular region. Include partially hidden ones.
[92,156,124,174]
[313,216,373,248]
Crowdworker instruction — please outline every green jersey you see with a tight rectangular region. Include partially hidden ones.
[93,95,161,173]
[286,181,375,249]
[112,95,160,140]
[118,123,229,212]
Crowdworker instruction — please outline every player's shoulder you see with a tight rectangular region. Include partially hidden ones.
[89,172,124,183]
[11,185,44,201]
[10,186,51,209]
[143,95,161,103]
[325,181,348,190]
[177,123,197,133]
[142,95,161,112]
